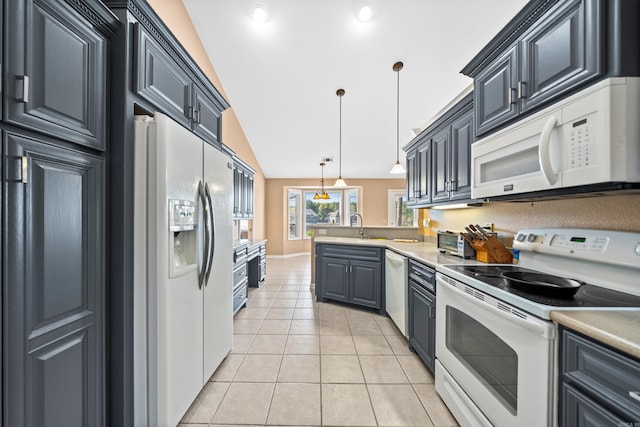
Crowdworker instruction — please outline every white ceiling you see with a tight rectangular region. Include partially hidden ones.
[183,0,528,179]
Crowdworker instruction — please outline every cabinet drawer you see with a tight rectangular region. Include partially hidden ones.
[562,329,640,422]
[233,263,247,287]
[408,260,435,293]
[318,244,383,262]
[561,383,627,427]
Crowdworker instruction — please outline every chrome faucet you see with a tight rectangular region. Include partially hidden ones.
[350,213,364,239]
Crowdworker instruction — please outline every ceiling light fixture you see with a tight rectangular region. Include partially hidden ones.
[334,89,347,188]
[358,5,372,22]
[313,162,330,200]
[252,6,268,23]
[390,61,407,175]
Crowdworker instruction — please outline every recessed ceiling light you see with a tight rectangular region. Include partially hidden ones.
[253,6,268,23]
[358,5,372,22]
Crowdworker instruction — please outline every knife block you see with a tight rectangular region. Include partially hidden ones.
[470,236,513,264]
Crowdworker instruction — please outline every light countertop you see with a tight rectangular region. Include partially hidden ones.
[550,311,640,359]
[315,236,640,359]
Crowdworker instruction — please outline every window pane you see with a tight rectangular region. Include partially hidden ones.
[345,189,359,223]
[288,190,301,239]
[395,194,414,226]
[304,190,341,237]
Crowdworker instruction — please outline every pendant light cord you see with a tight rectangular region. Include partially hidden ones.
[339,94,342,178]
[396,65,400,162]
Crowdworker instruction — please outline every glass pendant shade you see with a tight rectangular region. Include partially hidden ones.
[390,161,406,174]
[334,177,347,188]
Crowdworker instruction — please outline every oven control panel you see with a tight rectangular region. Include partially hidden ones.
[513,228,640,268]
[549,234,609,251]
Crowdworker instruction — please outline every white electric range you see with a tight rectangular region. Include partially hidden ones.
[434,228,640,427]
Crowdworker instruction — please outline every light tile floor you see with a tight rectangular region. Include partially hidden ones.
[180,254,458,427]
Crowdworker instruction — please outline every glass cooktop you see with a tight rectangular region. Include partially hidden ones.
[451,264,640,309]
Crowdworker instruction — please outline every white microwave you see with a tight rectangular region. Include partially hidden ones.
[471,77,640,200]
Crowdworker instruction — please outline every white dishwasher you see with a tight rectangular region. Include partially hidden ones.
[385,250,408,337]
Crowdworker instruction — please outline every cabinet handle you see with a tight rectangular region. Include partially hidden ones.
[630,391,640,403]
[509,87,517,105]
[21,156,28,184]
[16,75,29,104]
[518,81,526,99]
[194,108,201,124]
[428,305,435,318]
[450,180,458,192]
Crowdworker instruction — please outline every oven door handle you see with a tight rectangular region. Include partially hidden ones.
[438,276,555,340]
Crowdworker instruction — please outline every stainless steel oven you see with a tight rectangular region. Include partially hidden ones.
[435,228,640,427]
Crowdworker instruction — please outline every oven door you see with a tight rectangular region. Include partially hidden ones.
[435,273,556,427]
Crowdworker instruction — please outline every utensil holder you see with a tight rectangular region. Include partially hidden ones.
[469,236,513,264]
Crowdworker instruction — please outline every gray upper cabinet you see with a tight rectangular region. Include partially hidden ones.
[134,24,192,130]
[474,45,518,136]
[464,0,606,137]
[4,131,105,427]
[404,93,474,207]
[520,0,601,113]
[134,23,225,147]
[5,0,109,151]
[406,132,432,207]
[192,86,221,142]
[233,157,255,219]
[449,110,473,200]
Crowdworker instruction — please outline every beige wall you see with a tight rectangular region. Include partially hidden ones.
[146,0,266,240]
[266,178,406,256]
[419,194,640,239]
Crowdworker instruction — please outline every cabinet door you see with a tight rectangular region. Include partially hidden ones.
[192,85,221,144]
[520,0,601,113]
[233,166,241,217]
[449,110,473,201]
[474,45,518,136]
[134,24,192,130]
[246,174,254,218]
[561,383,626,427]
[350,260,381,309]
[320,257,349,302]
[6,0,108,150]
[406,150,417,204]
[431,129,451,203]
[408,283,435,374]
[417,142,431,203]
[4,131,104,426]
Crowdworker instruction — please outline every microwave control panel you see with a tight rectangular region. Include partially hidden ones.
[566,113,597,170]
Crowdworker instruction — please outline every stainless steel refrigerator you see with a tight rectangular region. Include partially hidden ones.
[132,113,233,427]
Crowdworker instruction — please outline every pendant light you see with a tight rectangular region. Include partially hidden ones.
[313,162,330,200]
[390,61,407,174]
[334,88,347,188]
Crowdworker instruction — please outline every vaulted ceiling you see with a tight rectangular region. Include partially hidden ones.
[183,0,528,179]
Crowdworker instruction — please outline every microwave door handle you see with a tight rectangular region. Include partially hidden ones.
[539,115,559,185]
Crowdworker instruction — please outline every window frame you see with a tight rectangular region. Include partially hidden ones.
[287,189,302,240]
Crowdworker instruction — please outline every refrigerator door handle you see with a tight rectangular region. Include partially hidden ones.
[204,182,215,285]
[198,180,210,290]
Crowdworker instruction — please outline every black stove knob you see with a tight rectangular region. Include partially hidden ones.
[527,234,537,242]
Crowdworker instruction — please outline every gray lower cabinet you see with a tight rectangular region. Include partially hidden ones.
[6,0,109,151]
[3,130,105,426]
[407,260,436,374]
[316,244,383,311]
[559,327,640,426]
